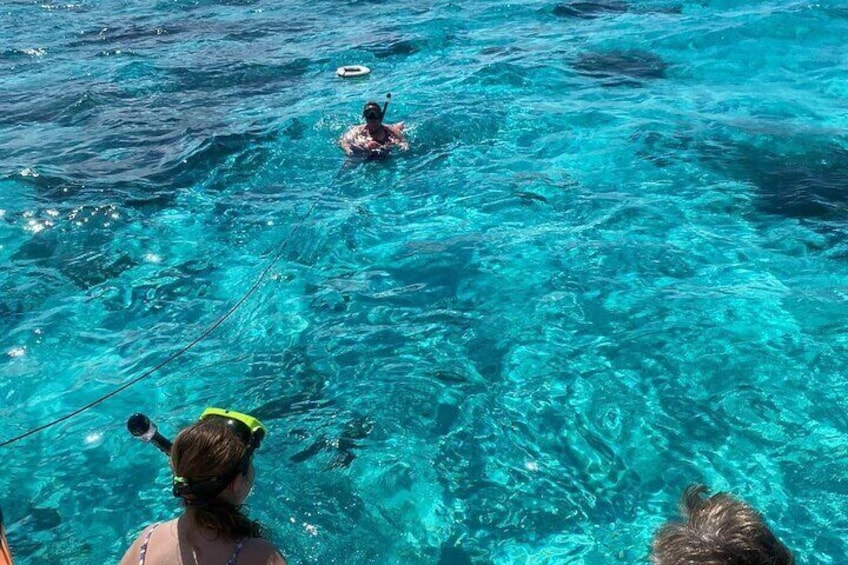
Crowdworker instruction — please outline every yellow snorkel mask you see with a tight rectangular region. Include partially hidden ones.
[199,407,267,451]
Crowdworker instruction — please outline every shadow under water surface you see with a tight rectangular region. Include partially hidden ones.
[572,49,669,87]
[698,136,848,221]
[553,1,682,19]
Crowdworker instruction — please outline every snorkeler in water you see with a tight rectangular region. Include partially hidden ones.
[339,96,408,159]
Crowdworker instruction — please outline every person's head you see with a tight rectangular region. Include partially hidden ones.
[650,485,794,565]
[170,409,266,539]
[363,101,383,125]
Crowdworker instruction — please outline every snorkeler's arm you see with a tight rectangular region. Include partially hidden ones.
[339,126,363,156]
[384,123,408,149]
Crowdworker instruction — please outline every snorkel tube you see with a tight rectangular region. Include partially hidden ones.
[127,413,173,456]
[127,408,266,459]
[381,93,391,120]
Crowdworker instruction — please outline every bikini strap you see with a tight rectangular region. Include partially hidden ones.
[226,537,247,565]
[138,523,160,565]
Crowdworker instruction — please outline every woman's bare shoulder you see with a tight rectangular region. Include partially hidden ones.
[240,538,288,565]
[119,521,173,565]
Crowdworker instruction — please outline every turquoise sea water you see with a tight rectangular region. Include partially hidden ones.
[2,0,848,563]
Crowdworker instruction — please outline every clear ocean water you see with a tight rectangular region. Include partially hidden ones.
[2,0,847,563]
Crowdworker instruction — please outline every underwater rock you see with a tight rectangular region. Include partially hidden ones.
[11,222,137,290]
[413,106,504,154]
[66,22,189,49]
[434,402,461,436]
[288,417,374,469]
[341,416,375,440]
[253,393,333,420]
[148,128,277,189]
[166,60,309,94]
[515,191,549,205]
[283,117,307,140]
[572,49,668,86]
[553,1,628,19]
[250,348,331,419]
[24,506,62,531]
[7,170,81,201]
[366,38,420,58]
[434,370,469,384]
[697,138,848,220]
[289,435,328,463]
[438,544,473,565]
[124,191,176,210]
[553,1,682,18]
[11,234,57,262]
[748,156,848,219]
[63,252,137,289]
[289,434,357,468]
[327,449,356,470]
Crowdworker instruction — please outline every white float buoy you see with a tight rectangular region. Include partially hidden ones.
[336,65,371,78]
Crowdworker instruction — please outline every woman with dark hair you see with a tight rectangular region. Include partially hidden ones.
[340,100,408,158]
[120,409,287,565]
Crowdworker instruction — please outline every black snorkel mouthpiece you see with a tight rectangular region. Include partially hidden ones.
[127,413,173,456]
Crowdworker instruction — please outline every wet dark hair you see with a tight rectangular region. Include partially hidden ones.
[651,485,794,565]
[362,101,383,119]
[171,419,263,540]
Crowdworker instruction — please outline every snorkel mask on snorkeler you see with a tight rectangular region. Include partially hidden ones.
[363,93,392,121]
[199,407,266,451]
[127,407,267,504]
[363,102,383,121]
